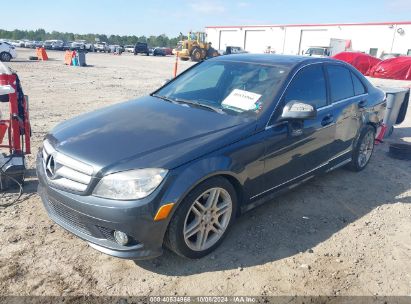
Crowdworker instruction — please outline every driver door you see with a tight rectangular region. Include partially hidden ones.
[260,63,336,195]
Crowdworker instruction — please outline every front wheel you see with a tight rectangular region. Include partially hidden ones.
[190,48,202,62]
[165,177,237,259]
[347,125,376,171]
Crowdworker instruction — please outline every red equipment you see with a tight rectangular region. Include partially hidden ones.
[368,56,411,80]
[332,52,381,76]
[0,62,31,190]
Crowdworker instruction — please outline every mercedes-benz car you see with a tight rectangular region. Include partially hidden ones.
[37,54,386,260]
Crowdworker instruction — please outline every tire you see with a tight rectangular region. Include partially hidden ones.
[388,143,411,160]
[0,52,12,62]
[346,125,376,171]
[395,94,409,125]
[190,47,202,62]
[165,177,237,259]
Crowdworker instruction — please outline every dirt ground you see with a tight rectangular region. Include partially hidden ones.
[1,48,410,297]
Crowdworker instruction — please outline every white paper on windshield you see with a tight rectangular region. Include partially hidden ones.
[222,89,262,111]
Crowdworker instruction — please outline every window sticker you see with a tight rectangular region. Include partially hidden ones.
[222,89,262,111]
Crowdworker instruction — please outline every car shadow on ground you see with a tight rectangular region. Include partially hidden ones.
[135,136,411,275]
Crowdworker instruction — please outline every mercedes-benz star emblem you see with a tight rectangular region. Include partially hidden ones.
[46,155,56,179]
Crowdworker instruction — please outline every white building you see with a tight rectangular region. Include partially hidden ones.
[205,21,411,57]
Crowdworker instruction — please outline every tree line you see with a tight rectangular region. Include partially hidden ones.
[0,28,185,47]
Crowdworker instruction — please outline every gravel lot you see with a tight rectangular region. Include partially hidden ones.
[1,48,410,297]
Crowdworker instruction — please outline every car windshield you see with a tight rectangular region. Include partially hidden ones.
[154,60,290,116]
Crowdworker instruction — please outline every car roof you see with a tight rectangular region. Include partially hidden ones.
[211,54,336,68]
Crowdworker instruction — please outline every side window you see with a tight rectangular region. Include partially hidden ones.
[351,72,366,95]
[327,65,355,102]
[283,64,327,109]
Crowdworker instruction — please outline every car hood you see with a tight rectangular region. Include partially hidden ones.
[47,96,256,174]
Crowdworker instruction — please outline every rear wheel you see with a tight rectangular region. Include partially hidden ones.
[165,177,237,259]
[0,52,12,62]
[347,125,376,171]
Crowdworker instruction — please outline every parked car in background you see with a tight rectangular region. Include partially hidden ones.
[62,41,73,51]
[69,41,85,51]
[303,47,331,57]
[95,42,110,53]
[0,41,17,61]
[37,54,386,260]
[43,40,53,49]
[21,39,30,47]
[43,40,64,50]
[124,45,135,53]
[153,47,167,56]
[24,40,36,48]
[163,48,173,55]
[76,40,94,52]
[10,40,25,47]
[53,40,64,50]
[35,41,44,48]
[220,46,248,55]
[134,42,149,55]
[109,45,124,53]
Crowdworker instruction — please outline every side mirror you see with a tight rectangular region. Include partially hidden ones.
[280,100,317,121]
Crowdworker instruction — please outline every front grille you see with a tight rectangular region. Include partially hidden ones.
[46,198,91,236]
[42,140,94,193]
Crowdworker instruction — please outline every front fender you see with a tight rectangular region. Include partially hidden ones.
[160,156,245,219]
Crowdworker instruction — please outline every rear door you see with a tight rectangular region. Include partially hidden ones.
[325,64,367,161]
[260,63,336,196]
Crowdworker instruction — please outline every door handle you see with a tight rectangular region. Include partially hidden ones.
[358,99,367,108]
[321,114,334,126]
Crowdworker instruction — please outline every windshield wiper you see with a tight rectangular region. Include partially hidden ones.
[152,94,224,114]
[151,93,177,104]
[171,98,225,114]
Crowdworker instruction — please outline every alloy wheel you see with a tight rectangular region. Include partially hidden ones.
[183,187,232,251]
[358,130,374,168]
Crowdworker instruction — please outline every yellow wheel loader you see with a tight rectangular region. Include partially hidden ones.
[173,32,219,62]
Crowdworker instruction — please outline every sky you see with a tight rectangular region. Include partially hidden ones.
[2,0,411,37]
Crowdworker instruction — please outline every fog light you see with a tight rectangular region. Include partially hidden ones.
[114,230,129,246]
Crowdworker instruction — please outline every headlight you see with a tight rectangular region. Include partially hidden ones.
[93,168,167,200]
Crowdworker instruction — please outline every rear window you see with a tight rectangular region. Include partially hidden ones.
[327,65,355,102]
[351,72,366,95]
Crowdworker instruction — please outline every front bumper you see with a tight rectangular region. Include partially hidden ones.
[36,154,168,260]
